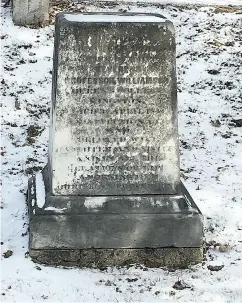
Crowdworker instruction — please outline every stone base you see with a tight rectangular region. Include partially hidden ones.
[27,169,203,268]
[29,247,204,269]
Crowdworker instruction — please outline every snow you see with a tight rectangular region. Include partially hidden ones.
[44,207,67,213]
[102,0,242,4]
[35,172,45,208]
[84,197,107,209]
[64,13,166,22]
[1,1,242,302]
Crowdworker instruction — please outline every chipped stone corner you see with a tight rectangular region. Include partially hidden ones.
[165,20,175,35]
[12,0,49,27]
[27,170,47,215]
[27,174,37,215]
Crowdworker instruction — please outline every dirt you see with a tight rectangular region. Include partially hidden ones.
[26,125,44,145]
[207,265,225,271]
[172,280,190,290]
[231,119,242,127]
[213,6,242,14]
[2,250,13,258]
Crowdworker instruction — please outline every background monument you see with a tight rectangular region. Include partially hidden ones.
[12,0,49,26]
[28,12,203,268]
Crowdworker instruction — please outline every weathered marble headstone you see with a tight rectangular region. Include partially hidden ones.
[28,13,203,268]
[12,0,49,26]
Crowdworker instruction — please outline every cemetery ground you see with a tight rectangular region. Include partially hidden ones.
[1,1,242,302]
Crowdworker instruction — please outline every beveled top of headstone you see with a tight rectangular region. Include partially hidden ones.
[48,12,180,196]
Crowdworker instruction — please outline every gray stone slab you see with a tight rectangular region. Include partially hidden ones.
[12,0,49,26]
[48,13,180,196]
[28,172,203,250]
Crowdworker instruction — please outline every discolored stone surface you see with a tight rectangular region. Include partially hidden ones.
[29,247,204,269]
[49,13,179,196]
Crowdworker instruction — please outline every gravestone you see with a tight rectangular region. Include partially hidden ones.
[12,0,49,26]
[28,12,203,268]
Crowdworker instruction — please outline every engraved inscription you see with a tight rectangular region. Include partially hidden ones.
[50,19,180,195]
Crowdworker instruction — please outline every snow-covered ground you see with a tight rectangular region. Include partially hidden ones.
[99,0,242,4]
[1,1,242,302]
